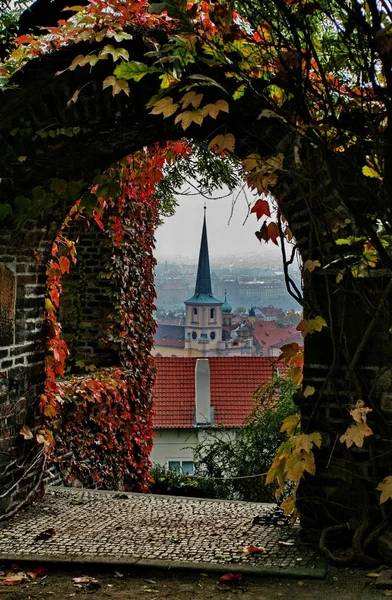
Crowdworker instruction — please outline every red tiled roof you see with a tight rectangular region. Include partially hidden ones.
[152,356,281,429]
[252,321,298,351]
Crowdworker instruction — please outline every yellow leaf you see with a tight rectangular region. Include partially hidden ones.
[181,91,203,109]
[208,133,235,153]
[149,97,179,118]
[99,45,129,62]
[280,495,296,514]
[280,414,300,436]
[310,431,322,448]
[202,99,229,119]
[304,259,321,272]
[265,455,286,490]
[18,156,26,163]
[295,434,314,454]
[242,153,261,171]
[303,385,315,398]
[313,316,327,331]
[102,76,130,97]
[19,425,33,440]
[285,453,306,481]
[289,366,303,385]
[174,109,204,131]
[339,421,373,448]
[45,298,55,313]
[362,165,382,180]
[377,476,392,504]
[159,72,179,88]
[350,399,372,423]
[67,89,80,107]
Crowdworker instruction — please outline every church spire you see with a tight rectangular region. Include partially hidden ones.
[194,205,212,296]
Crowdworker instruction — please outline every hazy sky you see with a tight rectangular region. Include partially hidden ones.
[155,189,283,263]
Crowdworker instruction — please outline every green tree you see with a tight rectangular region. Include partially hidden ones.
[193,376,298,502]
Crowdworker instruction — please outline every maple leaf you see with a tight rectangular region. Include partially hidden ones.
[159,72,179,88]
[279,342,300,361]
[149,97,179,118]
[99,45,129,62]
[295,432,321,453]
[339,421,373,448]
[44,405,57,418]
[114,61,158,82]
[303,385,315,398]
[202,99,230,118]
[289,366,303,384]
[180,91,203,109]
[250,199,271,220]
[296,316,327,336]
[377,476,392,504]
[59,256,70,274]
[19,425,33,440]
[265,454,286,489]
[174,109,204,130]
[280,495,296,515]
[208,133,235,153]
[350,399,372,423]
[102,76,130,96]
[280,414,300,436]
[362,165,382,180]
[304,259,321,272]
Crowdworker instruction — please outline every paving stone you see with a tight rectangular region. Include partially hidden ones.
[0,487,326,577]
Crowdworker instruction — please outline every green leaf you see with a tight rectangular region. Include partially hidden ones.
[114,61,159,82]
[50,178,67,196]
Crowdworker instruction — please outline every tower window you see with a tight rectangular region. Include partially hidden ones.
[210,308,215,319]
[193,308,198,316]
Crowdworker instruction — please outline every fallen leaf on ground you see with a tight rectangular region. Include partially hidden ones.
[384,591,392,597]
[365,572,380,578]
[241,545,265,554]
[114,571,124,578]
[73,577,99,585]
[219,573,243,584]
[34,527,56,541]
[113,492,129,499]
[0,572,27,586]
[278,540,295,546]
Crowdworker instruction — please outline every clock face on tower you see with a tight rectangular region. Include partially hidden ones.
[210,331,216,340]
[192,331,197,340]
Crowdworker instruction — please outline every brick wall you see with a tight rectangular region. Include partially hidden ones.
[0,227,55,515]
[60,225,117,367]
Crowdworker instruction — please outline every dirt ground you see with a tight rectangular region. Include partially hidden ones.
[0,562,390,600]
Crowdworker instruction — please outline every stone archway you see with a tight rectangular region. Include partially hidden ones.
[1,0,391,563]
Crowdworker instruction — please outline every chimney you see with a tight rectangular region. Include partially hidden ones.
[195,358,211,425]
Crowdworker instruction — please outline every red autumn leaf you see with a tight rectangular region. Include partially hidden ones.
[31,566,47,576]
[219,573,243,584]
[245,544,265,554]
[59,255,70,274]
[250,199,271,220]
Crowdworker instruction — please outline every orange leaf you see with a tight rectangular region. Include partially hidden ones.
[59,255,70,274]
[250,199,271,220]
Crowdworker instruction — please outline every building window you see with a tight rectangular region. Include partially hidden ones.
[168,460,194,475]
[210,331,216,340]
[192,331,197,340]
[210,308,215,319]
[193,307,198,316]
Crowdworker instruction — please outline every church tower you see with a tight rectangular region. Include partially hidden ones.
[185,208,223,355]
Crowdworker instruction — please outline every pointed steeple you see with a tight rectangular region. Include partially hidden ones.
[194,206,212,296]
[185,207,223,306]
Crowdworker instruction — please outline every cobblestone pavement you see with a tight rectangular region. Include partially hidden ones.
[0,487,325,577]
